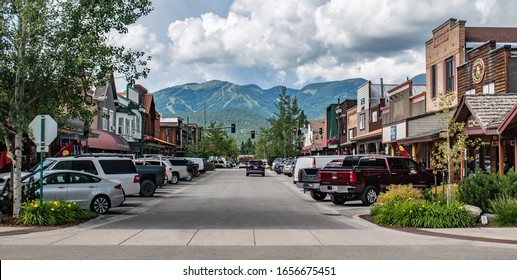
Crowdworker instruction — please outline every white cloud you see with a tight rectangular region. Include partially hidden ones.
[114,0,517,91]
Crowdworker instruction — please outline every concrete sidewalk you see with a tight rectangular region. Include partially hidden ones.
[1,213,516,247]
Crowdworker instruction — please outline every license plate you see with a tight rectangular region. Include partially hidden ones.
[332,186,338,191]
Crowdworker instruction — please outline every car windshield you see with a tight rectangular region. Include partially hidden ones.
[28,159,55,172]
[21,171,45,184]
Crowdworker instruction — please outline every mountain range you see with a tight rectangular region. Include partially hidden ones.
[153,78,367,119]
[152,75,425,143]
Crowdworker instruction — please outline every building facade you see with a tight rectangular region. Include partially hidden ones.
[352,81,396,154]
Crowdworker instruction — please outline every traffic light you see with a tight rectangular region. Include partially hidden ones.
[231,123,236,133]
[251,130,255,139]
[319,127,323,135]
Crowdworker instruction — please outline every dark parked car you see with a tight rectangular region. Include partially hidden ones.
[246,160,265,177]
[274,159,287,174]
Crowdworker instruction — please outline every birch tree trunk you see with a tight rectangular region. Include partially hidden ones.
[12,8,27,218]
[12,134,23,218]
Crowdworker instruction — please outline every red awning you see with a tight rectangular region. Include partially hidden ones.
[85,129,130,152]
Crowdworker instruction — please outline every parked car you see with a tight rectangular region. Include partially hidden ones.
[246,160,265,177]
[21,170,124,214]
[186,157,208,174]
[163,157,193,181]
[238,161,248,168]
[293,155,345,185]
[274,159,286,174]
[132,161,166,197]
[297,155,365,201]
[271,158,283,170]
[318,155,436,205]
[282,159,294,176]
[134,158,180,185]
[32,155,141,196]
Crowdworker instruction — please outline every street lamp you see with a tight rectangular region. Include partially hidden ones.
[335,105,342,155]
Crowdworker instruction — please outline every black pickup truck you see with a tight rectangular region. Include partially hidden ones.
[134,162,166,197]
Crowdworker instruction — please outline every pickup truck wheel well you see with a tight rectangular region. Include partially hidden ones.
[310,190,327,201]
[330,193,346,205]
[139,179,156,197]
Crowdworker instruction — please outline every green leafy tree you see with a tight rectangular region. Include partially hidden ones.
[0,0,152,217]
[266,86,305,158]
[254,127,272,161]
[188,122,239,159]
[431,91,481,204]
[240,141,246,154]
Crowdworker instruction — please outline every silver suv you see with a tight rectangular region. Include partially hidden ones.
[36,156,141,196]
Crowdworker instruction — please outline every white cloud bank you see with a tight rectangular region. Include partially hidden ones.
[117,0,517,91]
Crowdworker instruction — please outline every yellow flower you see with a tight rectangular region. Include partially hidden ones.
[33,204,38,208]
[51,208,55,211]
[67,204,71,208]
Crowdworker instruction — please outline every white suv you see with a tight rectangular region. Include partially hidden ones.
[37,156,141,196]
[163,157,193,181]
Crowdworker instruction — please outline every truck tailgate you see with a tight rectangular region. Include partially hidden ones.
[299,168,319,182]
[319,168,354,185]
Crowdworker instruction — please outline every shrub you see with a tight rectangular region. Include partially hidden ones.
[17,200,97,226]
[0,178,40,216]
[499,168,517,198]
[371,200,475,228]
[459,171,501,212]
[421,183,460,203]
[489,196,517,227]
[376,184,423,204]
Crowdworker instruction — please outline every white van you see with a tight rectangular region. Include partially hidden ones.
[293,155,344,184]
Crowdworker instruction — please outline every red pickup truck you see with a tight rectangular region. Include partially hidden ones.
[318,155,436,206]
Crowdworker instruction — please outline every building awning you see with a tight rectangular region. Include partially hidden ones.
[351,129,382,142]
[302,144,322,151]
[143,135,176,147]
[85,129,130,152]
[396,128,442,145]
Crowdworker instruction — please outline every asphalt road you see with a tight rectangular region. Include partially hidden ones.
[98,168,354,229]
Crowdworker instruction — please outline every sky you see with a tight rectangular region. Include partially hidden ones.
[111,0,517,93]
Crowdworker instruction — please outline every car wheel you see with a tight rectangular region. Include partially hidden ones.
[330,193,346,205]
[170,173,179,184]
[361,185,378,206]
[262,173,265,177]
[139,179,156,197]
[90,195,110,214]
[310,190,327,201]
[185,172,193,181]
[246,173,249,176]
